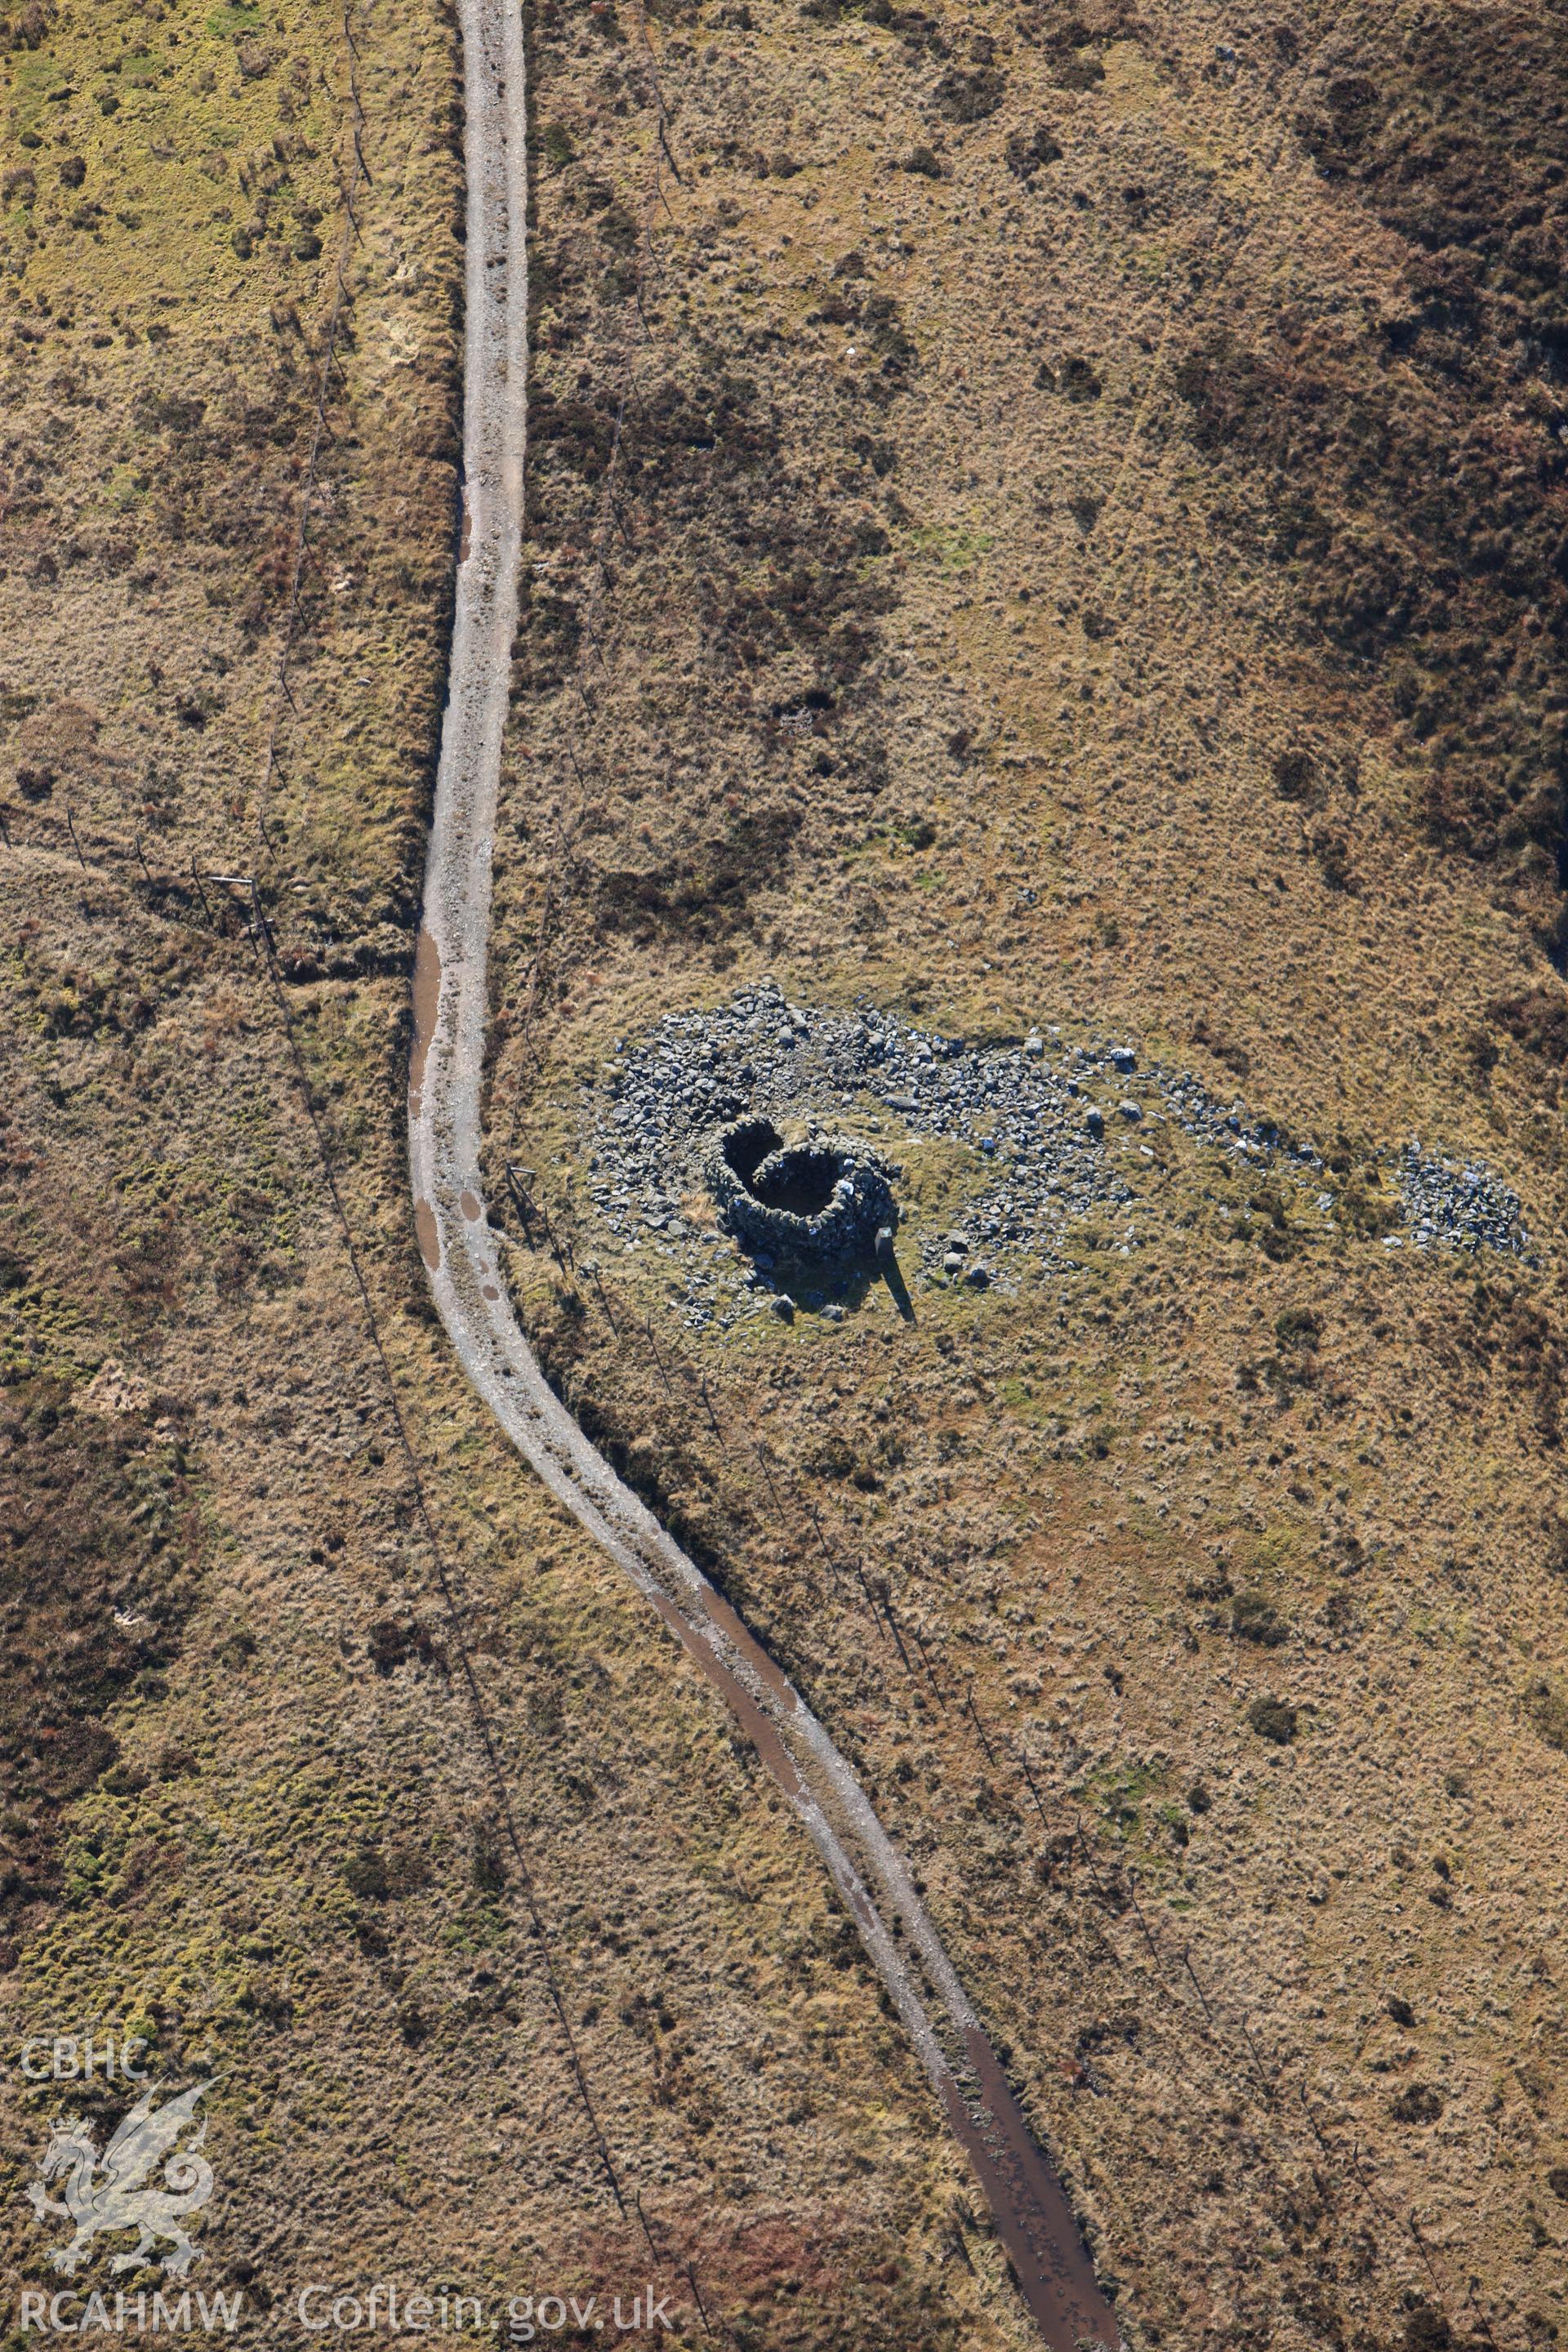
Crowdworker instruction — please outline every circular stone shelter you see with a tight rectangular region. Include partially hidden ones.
[706,1118,896,1263]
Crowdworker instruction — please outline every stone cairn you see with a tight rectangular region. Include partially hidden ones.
[706,1117,897,1263]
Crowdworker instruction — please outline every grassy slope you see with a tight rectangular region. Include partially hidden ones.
[491,0,1568,2345]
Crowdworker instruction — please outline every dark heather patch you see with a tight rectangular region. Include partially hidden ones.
[594,807,800,940]
[932,65,1005,122]
[1490,986,1568,1068]
[1452,1281,1568,1451]
[0,1378,207,1949]
[570,2208,971,2352]
[520,350,904,936]
[1165,6,1568,954]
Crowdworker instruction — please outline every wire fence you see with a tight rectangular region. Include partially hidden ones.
[3,0,1494,2331]
[498,1182,1491,2344]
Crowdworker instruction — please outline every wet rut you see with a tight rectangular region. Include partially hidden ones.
[407,0,1121,2339]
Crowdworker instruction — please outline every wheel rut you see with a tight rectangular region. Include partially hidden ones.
[408,2,1121,2341]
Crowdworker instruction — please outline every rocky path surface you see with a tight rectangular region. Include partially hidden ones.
[407,3,1120,2342]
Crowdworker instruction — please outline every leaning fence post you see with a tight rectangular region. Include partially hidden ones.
[697,1378,724,1446]
[880,1592,915,1675]
[503,1162,536,1242]
[964,1681,998,1766]
[644,1319,673,1395]
[1015,1743,1049,1828]
[910,1624,947,1712]
[249,876,277,956]
[1180,1945,1217,2023]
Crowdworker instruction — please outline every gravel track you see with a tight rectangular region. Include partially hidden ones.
[407,3,1119,2341]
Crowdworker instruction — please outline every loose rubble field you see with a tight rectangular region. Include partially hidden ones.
[576,983,1532,1332]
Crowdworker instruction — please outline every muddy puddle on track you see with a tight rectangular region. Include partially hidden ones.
[410,915,1121,2348]
[404,0,1126,2329]
[649,1565,1118,2350]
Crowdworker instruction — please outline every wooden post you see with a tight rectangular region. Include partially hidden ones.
[1015,1743,1049,1828]
[697,1378,725,1446]
[911,1624,947,1712]
[1236,2011,1276,2101]
[964,1682,998,1766]
[1180,1945,1217,2023]
[750,1439,786,1514]
[582,1260,617,1334]
[853,1558,888,1633]
[249,876,277,956]
[644,1319,673,1395]
[880,1595,915,1675]
[503,1162,536,1242]
[1122,1869,1169,1971]
[802,1497,841,1583]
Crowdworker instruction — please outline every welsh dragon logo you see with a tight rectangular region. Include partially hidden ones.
[27,2081,216,2278]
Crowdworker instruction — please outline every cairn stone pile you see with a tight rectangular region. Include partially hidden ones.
[573,986,1534,1329]
[707,1117,896,1263]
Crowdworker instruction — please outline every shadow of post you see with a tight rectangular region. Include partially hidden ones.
[877,1228,916,1324]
